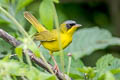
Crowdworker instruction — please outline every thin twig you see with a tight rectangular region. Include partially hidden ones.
[0,29,71,80]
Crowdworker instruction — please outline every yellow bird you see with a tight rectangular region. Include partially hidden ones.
[24,12,81,72]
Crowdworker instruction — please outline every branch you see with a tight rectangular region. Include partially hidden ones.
[0,29,71,80]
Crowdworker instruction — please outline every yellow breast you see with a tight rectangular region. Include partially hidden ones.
[41,33,72,52]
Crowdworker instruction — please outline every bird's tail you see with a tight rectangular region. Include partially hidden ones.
[24,11,46,32]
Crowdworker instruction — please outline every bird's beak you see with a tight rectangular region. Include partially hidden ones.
[74,24,82,27]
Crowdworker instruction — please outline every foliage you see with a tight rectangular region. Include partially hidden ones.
[77,54,120,80]
[0,0,120,80]
[66,27,120,59]
[39,0,54,30]
[0,60,55,80]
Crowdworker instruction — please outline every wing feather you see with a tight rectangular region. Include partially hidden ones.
[34,31,57,41]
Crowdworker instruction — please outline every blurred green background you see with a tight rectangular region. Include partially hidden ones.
[1,0,120,80]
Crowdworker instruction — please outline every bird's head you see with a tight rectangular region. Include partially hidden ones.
[60,20,82,35]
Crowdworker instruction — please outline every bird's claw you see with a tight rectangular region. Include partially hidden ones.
[53,64,60,74]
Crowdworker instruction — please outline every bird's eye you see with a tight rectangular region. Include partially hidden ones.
[66,24,71,29]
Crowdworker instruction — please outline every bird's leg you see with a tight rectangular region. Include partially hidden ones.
[51,55,60,73]
[38,42,41,48]
[50,51,60,73]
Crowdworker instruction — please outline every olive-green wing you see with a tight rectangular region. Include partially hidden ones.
[34,31,57,41]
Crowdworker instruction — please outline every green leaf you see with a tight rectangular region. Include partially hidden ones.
[0,60,56,80]
[0,0,9,8]
[78,67,95,79]
[111,68,120,74]
[105,72,115,80]
[52,0,59,3]
[39,0,54,30]
[94,54,120,79]
[78,67,93,73]
[2,54,11,61]
[0,14,11,25]
[69,73,84,79]
[18,38,41,57]
[0,39,12,53]
[96,54,120,71]
[15,46,23,62]
[65,27,120,59]
[28,44,41,57]
[16,0,33,12]
[98,71,115,80]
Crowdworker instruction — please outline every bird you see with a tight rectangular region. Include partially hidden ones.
[24,11,81,72]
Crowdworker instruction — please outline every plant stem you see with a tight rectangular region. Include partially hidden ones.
[67,56,72,75]
[52,2,65,75]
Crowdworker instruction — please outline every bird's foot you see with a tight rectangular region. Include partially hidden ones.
[38,43,41,48]
[53,64,60,74]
